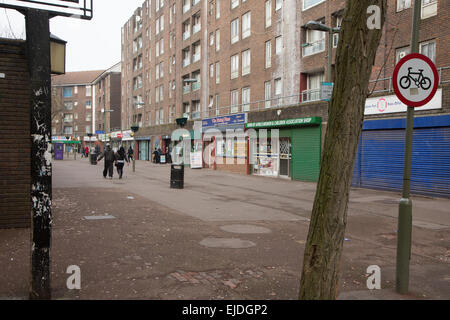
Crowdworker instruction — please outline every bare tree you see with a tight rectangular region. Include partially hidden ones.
[299,0,387,300]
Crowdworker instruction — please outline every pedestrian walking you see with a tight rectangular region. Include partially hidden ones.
[115,146,129,179]
[97,144,117,179]
[128,146,134,162]
[85,146,89,158]
[81,147,85,158]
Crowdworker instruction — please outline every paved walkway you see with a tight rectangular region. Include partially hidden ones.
[0,157,448,299]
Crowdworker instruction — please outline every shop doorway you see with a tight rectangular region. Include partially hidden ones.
[279,138,291,178]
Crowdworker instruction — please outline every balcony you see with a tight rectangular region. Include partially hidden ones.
[301,88,321,102]
[183,4,190,13]
[192,82,201,91]
[183,85,191,94]
[193,24,201,34]
[302,39,325,57]
[183,30,190,40]
[191,111,201,119]
[183,112,190,119]
[183,58,191,67]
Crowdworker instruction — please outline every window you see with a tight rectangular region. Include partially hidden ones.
[275,0,282,11]
[242,50,251,76]
[264,81,271,108]
[397,0,411,11]
[64,126,73,134]
[159,85,164,101]
[395,46,410,64]
[303,72,324,102]
[215,94,220,115]
[183,0,190,13]
[420,40,436,62]
[160,38,164,54]
[216,0,221,19]
[215,29,220,51]
[160,61,164,78]
[275,36,282,54]
[159,107,164,124]
[422,0,437,19]
[86,113,92,122]
[160,15,164,31]
[333,16,342,48]
[192,101,201,119]
[265,0,272,28]
[156,18,160,35]
[74,113,78,119]
[216,62,220,84]
[73,86,78,94]
[242,12,251,39]
[231,54,239,79]
[242,87,250,112]
[231,0,239,9]
[275,78,282,95]
[183,103,190,119]
[85,86,92,96]
[210,32,214,46]
[192,70,201,91]
[63,113,73,123]
[231,18,239,44]
[210,64,214,78]
[265,41,272,68]
[183,48,191,67]
[64,101,73,110]
[193,13,201,34]
[193,42,201,62]
[63,87,73,97]
[303,28,325,56]
[183,20,191,40]
[231,90,239,113]
[302,0,325,11]
[86,100,91,109]
[156,41,160,57]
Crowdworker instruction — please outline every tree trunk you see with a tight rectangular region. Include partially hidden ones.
[299,0,387,300]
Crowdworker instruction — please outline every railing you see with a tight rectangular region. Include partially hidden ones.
[183,31,190,40]
[192,82,201,91]
[302,39,325,57]
[368,65,450,94]
[183,85,190,94]
[301,88,321,103]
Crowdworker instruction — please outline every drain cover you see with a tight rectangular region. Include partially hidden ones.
[220,224,272,234]
[199,238,256,249]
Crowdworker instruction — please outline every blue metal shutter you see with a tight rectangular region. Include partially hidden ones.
[355,127,450,198]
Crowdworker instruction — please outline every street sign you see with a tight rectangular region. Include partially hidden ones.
[393,53,439,107]
[320,82,334,101]
[0,0,93,19]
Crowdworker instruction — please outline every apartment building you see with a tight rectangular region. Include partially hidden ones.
[51,70,104,147]
[298,0,450,197]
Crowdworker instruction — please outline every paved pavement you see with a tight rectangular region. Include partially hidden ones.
[0,157,448,300]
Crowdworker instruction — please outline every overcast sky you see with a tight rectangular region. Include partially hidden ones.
[0,0,145,72]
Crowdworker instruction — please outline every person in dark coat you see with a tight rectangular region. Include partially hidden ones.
[128,146,134,162]
[97,144,116,179]
[115,146,129,179]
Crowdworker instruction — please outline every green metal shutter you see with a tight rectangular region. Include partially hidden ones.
[291,126,321,182]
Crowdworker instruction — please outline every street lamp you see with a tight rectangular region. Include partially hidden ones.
[102,108,114,147]
[130,125,139,172]
[304,21,340,83]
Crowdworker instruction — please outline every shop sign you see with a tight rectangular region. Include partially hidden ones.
[245,117,321,129]
[320,82,334,101]
[190,151,202,168]
[121,130,133,141]
[202,113,247,128]
[364,89,441,115]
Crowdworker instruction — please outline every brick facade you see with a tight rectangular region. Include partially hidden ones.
[0,39,31,228]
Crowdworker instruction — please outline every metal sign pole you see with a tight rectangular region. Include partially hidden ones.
[396,0,421,294]
[26,8,52,300]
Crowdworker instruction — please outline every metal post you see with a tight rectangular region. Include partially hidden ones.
[133,138,136,172]
[396,0,421,295]
[26,8,52,300]
[328,30,333,82]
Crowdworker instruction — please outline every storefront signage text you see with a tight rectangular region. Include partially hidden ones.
[245,117,321,129]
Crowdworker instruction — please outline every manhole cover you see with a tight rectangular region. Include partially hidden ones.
[220,224,272,234]
[199,238,256,249]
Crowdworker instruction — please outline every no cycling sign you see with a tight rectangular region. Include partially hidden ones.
[393,53,439,107]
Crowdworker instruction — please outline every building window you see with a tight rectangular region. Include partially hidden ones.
[216,62,220,84]
[64,126,73,134]
[422,0,437,19]
[303,72,324,102]
[183,103,190,119]
[231,54,239,79]
[275,0,282,11]
[216,0,221,19]
[231,18,239,44]
[192,100,201,119]
[275,78,282,95]
[210,32,214,46]
[265,40,271,68]
[231,90,239,113]
[231,0,239,9]
[63,113,73,123]
[242,87,250,112]
[86,113,92,122]
[215,94,219,115]
[397,0,411,11]
[302,0,325,11]
[420,40,436,62]
[86,100,91,109]
[242,12,251,39]
[193,13,201,34]
[63,87,73,98]
[242,49,251,76]
[265,0,272,28]
[85,86,92,96]
[216,29,220,51]
[275,36,282,54]
[64,101,73,110]
[264,81,271,108]
[303,28,325,56]
[210,64,214,78]
[193,41,201,62]
[183,0,190,13]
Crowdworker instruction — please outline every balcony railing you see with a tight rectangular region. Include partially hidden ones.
[183,85,190,94]
[183,31,190,40]
[192,82,201,91]
[191,111,201,119]
[301,88,321,103]
[302,39,325,57]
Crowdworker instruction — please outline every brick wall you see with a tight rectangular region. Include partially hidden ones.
[0,39,31,229]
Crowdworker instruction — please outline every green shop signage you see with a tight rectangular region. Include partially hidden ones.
[245,117,321,129]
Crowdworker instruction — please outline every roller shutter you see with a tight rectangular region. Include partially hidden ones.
[291,126,321,182]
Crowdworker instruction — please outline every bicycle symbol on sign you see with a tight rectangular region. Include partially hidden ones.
[399,67,432,90]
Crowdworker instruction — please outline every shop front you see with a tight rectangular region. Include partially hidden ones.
[136,136,151,161]
[245,117,322,182]
[202,113,247,174]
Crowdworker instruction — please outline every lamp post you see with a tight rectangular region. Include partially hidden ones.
[102,108,114,147]
[131,125,139,172]
[304,21,340,83]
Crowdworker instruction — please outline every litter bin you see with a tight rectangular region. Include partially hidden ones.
[90,153,97,165]
[170,164,184,189]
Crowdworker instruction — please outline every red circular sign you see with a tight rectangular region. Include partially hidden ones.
[393,53,439,107]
